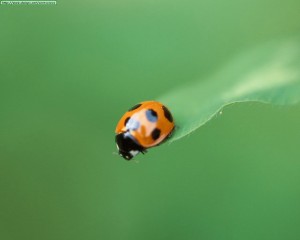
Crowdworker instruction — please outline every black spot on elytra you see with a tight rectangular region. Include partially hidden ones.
[145,109,158,122]
[128,103,142,111]
[151,128,161,140]
[162,105,173,122]
[124,117,130,126]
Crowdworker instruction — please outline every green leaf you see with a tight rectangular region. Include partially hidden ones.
[158,38,300,142]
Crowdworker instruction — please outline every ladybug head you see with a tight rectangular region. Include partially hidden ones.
[115,132,144,160]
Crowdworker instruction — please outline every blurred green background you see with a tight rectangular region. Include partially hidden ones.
[1,1,300,240]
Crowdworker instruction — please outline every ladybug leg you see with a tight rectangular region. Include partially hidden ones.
[141,149,148,155]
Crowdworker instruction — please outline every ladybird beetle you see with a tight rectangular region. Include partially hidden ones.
[115,101,175,160]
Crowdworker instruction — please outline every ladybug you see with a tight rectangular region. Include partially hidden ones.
[115,101,175,160]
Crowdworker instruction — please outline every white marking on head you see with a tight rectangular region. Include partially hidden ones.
[129,150,139,157]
